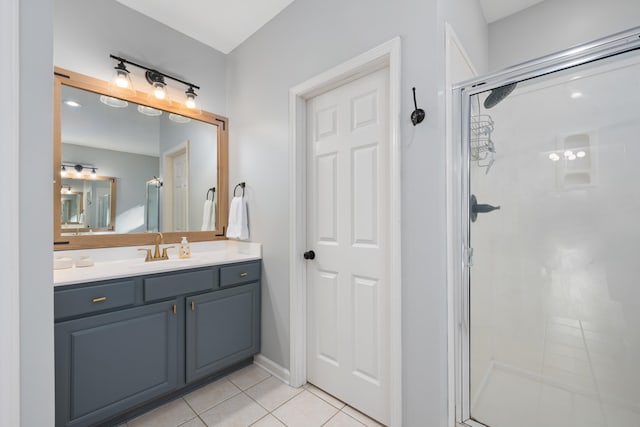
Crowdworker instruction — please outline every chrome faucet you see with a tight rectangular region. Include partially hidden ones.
[138,232,174,262]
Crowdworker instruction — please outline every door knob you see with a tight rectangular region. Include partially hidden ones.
[470,194,500,223]
[303,250,315,260]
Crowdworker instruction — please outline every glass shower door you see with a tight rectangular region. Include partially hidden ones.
[467,47,640,427]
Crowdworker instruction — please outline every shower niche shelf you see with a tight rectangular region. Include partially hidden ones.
[555,132,596,190]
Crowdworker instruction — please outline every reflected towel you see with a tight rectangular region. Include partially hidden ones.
[226,196,249,240]
[201,199,216,231]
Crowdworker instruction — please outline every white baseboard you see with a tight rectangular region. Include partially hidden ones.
[254,354,291,385]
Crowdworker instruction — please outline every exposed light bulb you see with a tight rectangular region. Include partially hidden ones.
[60,166,67,177]
[548,153,560,162]
[112,61,133,90]
[564,150,574,158]
[577,151,586,158]
[153,82,167,100]
[185,87,197,109]
[91,168,97,178]
[568,154,577,160]
[115,70,130,88]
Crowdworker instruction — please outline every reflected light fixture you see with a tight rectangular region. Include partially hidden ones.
[64,100,81,107]
[109,54,200,109]
[61,163,98,178]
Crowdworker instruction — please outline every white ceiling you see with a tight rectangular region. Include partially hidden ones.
[116,0,296,54]
[115,0,546,54]
[479,0,545,23]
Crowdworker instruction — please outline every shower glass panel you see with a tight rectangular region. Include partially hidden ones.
[468,48,640,427]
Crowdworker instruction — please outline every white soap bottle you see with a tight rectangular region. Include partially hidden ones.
[179,236,191,259]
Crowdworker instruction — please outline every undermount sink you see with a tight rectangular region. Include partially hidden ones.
[128,256,197,269]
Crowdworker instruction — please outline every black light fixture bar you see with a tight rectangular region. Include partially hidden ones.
[109,54,200,90]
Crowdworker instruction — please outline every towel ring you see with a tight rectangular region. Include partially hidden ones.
[206,187,215,201]
[233,182,246,197]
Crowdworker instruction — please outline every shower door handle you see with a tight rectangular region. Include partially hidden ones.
[470,194,500,222]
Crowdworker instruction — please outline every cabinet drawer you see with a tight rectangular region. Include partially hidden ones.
[55,280,136,320]
[220,262,261,288]
[144,268,217,302]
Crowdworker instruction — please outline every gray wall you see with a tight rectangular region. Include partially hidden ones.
[489,0,640,71]
[54,0,228,115]
[225,0,473,424]
[62,143,159,233]
[445,0,489,74]
[20,0,55,425]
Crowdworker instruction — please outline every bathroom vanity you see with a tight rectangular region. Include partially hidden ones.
[53,242,261,427]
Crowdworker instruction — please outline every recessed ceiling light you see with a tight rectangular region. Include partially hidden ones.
[99,95,128,108]
[64,100,81,107]
[570,92,583,99]
[169,113,191,123]
[137,105,162,117]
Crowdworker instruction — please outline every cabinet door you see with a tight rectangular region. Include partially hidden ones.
[186,282,260,383]
[55,300,179,427]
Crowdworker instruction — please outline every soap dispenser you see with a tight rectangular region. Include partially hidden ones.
[179,236,191,259]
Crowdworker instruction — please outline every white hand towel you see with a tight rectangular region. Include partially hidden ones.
[201,199,214,231]
[226,196,249,240]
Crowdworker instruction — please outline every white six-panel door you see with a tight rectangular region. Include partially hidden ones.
[306,67,390,424]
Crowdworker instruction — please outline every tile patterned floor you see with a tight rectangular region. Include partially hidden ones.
[122,364,385,427]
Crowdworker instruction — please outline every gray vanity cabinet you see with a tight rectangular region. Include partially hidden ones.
[186,282,260,382]
[54,260,261,427]
[55,299,179,427]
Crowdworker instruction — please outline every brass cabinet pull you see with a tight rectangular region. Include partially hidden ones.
[172,304,177,314]
[240,272,249,277]
[191,301,195,311]
[92,296,107,303]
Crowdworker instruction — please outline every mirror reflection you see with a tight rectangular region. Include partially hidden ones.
[61,177,115,232]
[60,85,218,235]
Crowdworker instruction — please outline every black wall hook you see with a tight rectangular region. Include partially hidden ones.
[206,187,215,200]
[233,182,246,197]
[411,87,425,126]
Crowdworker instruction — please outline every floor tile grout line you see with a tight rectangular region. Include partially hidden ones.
[242,381,306,414]
[320,409,343,426]
[306,385,347,410]
[182,383,243,418]
[228,369,273,391]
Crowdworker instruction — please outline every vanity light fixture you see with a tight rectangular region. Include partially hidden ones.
[109,54,201,109]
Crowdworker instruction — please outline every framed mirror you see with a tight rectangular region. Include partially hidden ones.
[54,67,229,250]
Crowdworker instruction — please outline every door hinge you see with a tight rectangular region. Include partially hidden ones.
[465,247,474,267]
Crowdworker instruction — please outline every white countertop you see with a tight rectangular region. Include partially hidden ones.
[54,241,261,287]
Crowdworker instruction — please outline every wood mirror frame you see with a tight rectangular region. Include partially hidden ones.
[53,67,229,250]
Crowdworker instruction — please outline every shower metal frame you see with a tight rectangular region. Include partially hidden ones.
[451,26,640,427]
